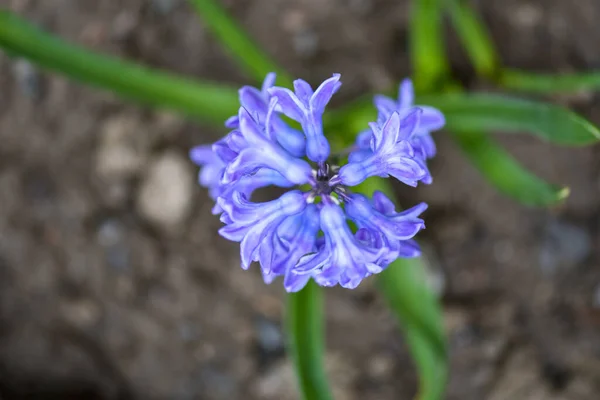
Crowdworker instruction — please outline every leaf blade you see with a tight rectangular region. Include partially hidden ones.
[410,0,450,92]
[500,68,600,93]
[451,131,569,206]
[188,0,292,86]
[422,93,600,146]
[327,93,600,146]
[0,10,239,124]
[286,280,333,400]
[446,0,500,78]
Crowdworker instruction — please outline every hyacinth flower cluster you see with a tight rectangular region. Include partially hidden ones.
[190,73,445,292]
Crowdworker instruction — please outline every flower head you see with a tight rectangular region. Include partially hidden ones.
[349,79,446,184]
[190,74,444,291]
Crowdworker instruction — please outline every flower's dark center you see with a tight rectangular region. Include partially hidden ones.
[309,162,347,202]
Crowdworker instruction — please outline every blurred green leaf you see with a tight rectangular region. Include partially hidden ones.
[411,0,450,92]
[423,94,600,145]
[380,262,447,400]
[286,280,333,400]
[356,178,448,400]
[446,0,499,78]
[500,68,600,93]
[188,0,292,86]
[0,10,239,124]
[452,131,569,206]
[328,93,600,146]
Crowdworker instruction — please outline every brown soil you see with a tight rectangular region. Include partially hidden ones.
[1,0,599,399]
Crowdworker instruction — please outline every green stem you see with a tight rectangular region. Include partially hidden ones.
[286,280,333,400]
[0,10,239,123]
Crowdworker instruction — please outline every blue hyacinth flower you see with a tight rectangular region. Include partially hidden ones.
[190,73,445,292]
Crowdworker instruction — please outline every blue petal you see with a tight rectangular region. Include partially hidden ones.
[310,74,341,114]
[212,138,237,163]
[419,106,445,132]
[283,270,311,292]
[218,191,307,269]
[217,169,294,214]
[338,112,426,187]
[223,109,312,185]
[293,79,314,103]
[295,203,386,289]
[239,86,268,122]
[396,239,421,258]
[268,87,306,121]
[355,129,372,149]
[189,145,225,195]
[398,78,415,109]
[372,191,396,215]
[274,125,307,158]
[271,204,320,276]
[225,115,239,129]
[346,194,427,247]
[270,75,340,162]
[348,148,372,163]
[261,72,277,93]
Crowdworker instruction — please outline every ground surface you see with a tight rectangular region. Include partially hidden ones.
[1,0,600,399]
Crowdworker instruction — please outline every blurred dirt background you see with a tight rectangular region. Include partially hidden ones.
[1,0,600,399]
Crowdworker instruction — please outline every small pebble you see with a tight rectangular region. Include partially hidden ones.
[136,151,194,232]
[13,59,42,99]
[97,218,130,271]
[254,317,283,354]
[539,219,591,276]
[151,0,181,14]
[96,113,148,181]
[293,29,319,58]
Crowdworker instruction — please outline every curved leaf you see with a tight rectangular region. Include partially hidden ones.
[286,280,333,400]
[500,68,600,93]
[446,0,500,78]
[327,93,600,146]
[0,10,239,124]
[411,0,450,92]
[422,93,600,146]
[379,260,448,400]
[188,0,292,86]
[451,131,569,206]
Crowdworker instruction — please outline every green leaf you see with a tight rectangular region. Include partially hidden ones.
[379,261,448,400]
[446,0,500,78]
[451,131,569,206]
[0,10,239,124]
[327,93,600,146]
[355,178,448,400]
[286,280,333,400]
[410,0,450,92]
[423,93,600,146]
[500,68,600,94]
[188,0,292,87]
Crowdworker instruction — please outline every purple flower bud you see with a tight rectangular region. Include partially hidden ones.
[269,74,341,162]
[295,202,386,289]
[346,192,427,249]
[339,111,426,187]
[218,190,307,269]
[222,108,313,185]
[374,78,444,160]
